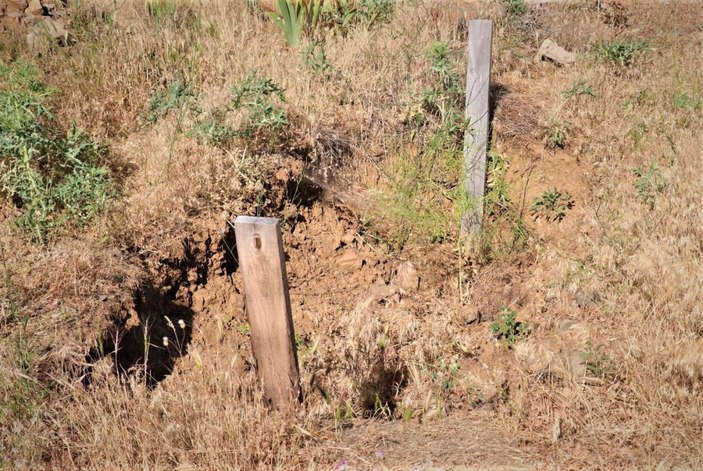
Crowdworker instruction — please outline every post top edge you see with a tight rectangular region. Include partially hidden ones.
[234,215,280,226]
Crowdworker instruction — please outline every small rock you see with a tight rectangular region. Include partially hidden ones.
[6,0,28,18]
[336,249,363,271]
[25,0,43,17]
[462,305,480,325]
[320,232,342,255]
[26,17,67,47]
[340,231,356,246]
[393,261,419,293]
[372,282,400,304]
[535,38,576,66]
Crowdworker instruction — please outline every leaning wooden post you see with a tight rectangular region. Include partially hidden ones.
[461,19,493,234]
[234,216,301,409]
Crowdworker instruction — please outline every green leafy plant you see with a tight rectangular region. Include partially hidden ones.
[302,39,333,76]
[334,399,354,423]
[421,41,463,126]
[357,0,394,27]
[547,119,571,149]
[146,80,195,124]
[372,41,468,249]
[189,72,288,150]
[673,92,700,110]
[502,0,526,16]
[485,151,511,217]
[231,71,288,136]
[633,162,667,208]
[530,189,574,222]
[0,61,112,243]
[268,0,305,46]
[561,79,596,98]
[188,109,236,147]
[491,307,529,347]
[581,346,614,378]
[594,39,650,66]
[630,121,647,147]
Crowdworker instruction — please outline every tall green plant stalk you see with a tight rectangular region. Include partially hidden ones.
[268,0,305,46]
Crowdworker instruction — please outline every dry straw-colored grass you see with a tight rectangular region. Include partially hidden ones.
[2,0,703,468]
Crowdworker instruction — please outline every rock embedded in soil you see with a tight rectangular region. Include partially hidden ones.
[393,261,420,294]
[336,249,363,271]
[535,38,576,66]
[462,305,481,325]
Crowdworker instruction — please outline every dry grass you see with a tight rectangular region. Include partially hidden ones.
[2,0,703,468]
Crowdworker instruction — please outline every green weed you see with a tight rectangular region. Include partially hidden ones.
[356,0,394,27]
[673,92,700,110]
[501,0,526,16]
[146,0,200,30]
[594,39,650,66]
[547,119,570,149]
[319,0,394,35]
[189,72,288,150]
[633,162,667,208]
[485,151,511,217]
[421,41,463,126]
[302,39,334,76]
[0,61,112,243]
[146,80,195,124]
[491,307,529,347]
[334,399,354,423]
[630,121,647,147]
[372,41,465,249]
[581,346,614,378]
[188,109,236,147]
[530,189,574,222]
[561,80,596,98]
[231,71,288,137]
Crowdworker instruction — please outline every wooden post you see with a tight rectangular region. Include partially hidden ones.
[234,216,301,409]
[461,19,493,234]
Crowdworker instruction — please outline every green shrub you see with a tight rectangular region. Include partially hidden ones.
[231,71,288,137]
[530,189,574,222]
[501,0,526,16]
[491,307,529,347]
[547,119,570,149]
[146,80,195,124]
[0,61,113,243]
[561,80,596,98]
[189,72,288,149]
[421,41,463,127]
[594,39,650,66]
[633,162,667,208]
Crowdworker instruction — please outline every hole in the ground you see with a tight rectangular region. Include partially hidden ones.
[219,223,239,277]
[360,362,409,419]
[84,281,194,389]
[287,175,325,209]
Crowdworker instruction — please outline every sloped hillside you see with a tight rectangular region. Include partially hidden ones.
[1,0,702,469]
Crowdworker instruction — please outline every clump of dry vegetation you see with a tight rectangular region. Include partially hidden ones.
[1,0,703,468]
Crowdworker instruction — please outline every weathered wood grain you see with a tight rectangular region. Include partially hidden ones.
[462,19,493,234]
[234,216,301,409]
